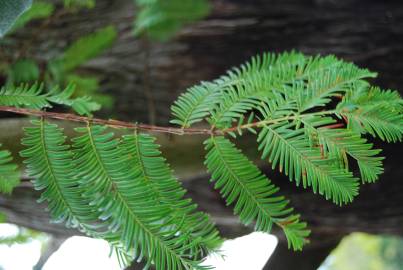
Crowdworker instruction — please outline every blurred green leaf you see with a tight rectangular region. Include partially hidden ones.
[0,0,32,37]
[0,212,6,223]
[8,59,40,84]
[67,74,114,108]
[0,145,20,194]
[134,0,210,41]
[0,226,46,246]
[64,0,96,10]
[11,1,54,31]
[47,83,101,115]
[59,25,117,72]
[321,233,403,270]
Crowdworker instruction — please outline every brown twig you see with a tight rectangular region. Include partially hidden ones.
[0,106,339,136]
[0,106,219,135]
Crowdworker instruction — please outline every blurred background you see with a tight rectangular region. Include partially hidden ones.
[0,0,403,269]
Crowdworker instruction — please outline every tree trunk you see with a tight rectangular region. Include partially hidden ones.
[1,0,403,269]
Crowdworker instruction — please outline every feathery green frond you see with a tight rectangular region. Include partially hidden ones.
[170,82,222,127]
[47,84,101,115]
[72,125,207,270]
[342,107,402,143]
[171,52,353,128]
[298,63,376,112]
[0,144,20,194]
[257,121,359,205]
[20,120,99,228]
[0,83,100,115]
[170,51,303,127]
[338,85,403,142]
[0,83,50,109]
[204,136,310,250]
[209,84,263,128]
[302,116,384,183]
[0,50,401,265]
[20,120,137,266]
[121,133,222,255]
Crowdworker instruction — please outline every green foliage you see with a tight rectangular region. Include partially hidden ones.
[321,233,403,270]
[66,74,114,108]
[0,212,6,222]
[7,59,40,85]
[17,119,220,269]
[0,83,100,115]
[171,51,402,248]
[1,2,117,115]
[170,82,222,127]
[64,0,96,10]
[0,145,20,194]
[337,85,403,142]
[42,26,117,108]
[20,120,98,228]
[0,226,45,246]
[205,136,309,250]
[0,51,402,269]
[120,133,222,255]
[0,0,32,37]
[257,120,359,205]
[56,25,117,72]
[302,116,384,183]
[47,84,101,115]
[72,125,217,269]
[11,1,54,31]
[134,0,210,41]
[20,120,134,264]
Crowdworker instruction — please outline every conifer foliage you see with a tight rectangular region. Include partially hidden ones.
[0,51,402,269]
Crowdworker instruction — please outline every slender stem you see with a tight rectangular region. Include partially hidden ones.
[223,110,336,133]
[0,106,336,136]
[0,106,216,135]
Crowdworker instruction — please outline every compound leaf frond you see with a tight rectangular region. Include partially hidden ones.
[204,136,310,250]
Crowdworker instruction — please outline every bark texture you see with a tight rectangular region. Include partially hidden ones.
[1,0,403,269]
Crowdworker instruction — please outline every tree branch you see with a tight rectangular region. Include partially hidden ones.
[0,106,339,136]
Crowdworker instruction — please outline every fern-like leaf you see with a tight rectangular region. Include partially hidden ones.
[0,83,50,109]
[47,84,100,115]
[0,83,100,115]
[204,136,310,250]
[0,144,20,194]
[72,125,207,270]
[121,133,222,255]
[170,82,222,128]
[171,52,353,128]
[302,116,384,183]
[298,63,376,112]
[338,86,403,142]
[20,120,99,228]
[257,122,359,205]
